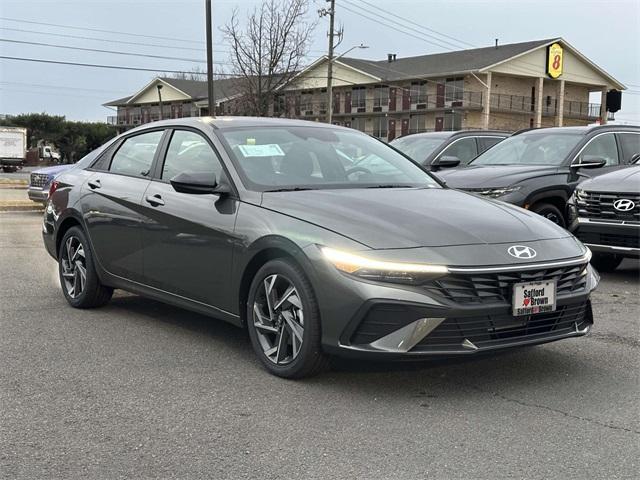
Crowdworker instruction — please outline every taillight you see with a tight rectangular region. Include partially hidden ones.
[49,180,60,197]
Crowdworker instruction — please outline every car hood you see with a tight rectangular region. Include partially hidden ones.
[579,166,640,193]
[32,164,74,176]
[260,187,570,249]
[437,164,561,188]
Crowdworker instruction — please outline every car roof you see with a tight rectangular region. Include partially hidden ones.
[514,124,640,136]
[126,116,349,133]
[394,130,510,141]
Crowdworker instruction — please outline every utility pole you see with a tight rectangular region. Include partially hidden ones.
[205,0,215,117]
[157,84,163,120]
[325,0,336,125]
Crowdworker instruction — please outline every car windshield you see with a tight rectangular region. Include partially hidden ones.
[217,126,442,191]
[390,135,449,161]
[471,132,583,166]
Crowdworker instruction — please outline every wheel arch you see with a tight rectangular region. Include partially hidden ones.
[526,189,570,221]
[237,236,316,327]
[55,212,85,257]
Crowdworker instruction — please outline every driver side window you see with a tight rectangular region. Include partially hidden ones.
[110,130,163,177]
[439,138,478,164]
[579,133,619,166]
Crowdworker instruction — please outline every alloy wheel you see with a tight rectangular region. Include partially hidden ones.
[252,274,305,365]
[543,211,562,225]
[60,236,87,299]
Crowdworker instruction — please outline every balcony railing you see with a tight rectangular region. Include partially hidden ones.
[107,110,201,127]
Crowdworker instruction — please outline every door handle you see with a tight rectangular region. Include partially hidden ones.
[88,179,101,189]
[145,194,165,206]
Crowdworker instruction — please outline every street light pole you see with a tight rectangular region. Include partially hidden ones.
[326,0,336,125]
[326,43,369,125]
[205,0,215,117]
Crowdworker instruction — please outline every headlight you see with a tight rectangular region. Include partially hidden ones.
[469,186,521,198]
[321,247,449,284]
[574,188,587,205]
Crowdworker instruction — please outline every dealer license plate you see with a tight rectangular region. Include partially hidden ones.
[512,280,556,316]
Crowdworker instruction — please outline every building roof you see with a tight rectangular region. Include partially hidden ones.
[104,76,243,106]
[337,39,557,81]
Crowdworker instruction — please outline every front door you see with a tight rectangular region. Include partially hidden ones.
[573,132,624,179]
[402,89,410,110]
[388,119,396,141]
[435,117,444,132]
[401,119,409,136]
[389,87,397,112]
[436,84,445,108]
[333,92,340,114]
[344,91,352,114]
[81,129,164,281]
[141,129,238,312]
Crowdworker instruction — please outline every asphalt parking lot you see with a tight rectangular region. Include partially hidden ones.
[1,211,638,479]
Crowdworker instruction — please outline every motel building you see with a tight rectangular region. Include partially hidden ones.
[105,38,625,140]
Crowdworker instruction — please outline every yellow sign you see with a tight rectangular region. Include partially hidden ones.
[547,43,564,79]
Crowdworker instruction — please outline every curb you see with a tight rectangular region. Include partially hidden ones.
[0,203,44,212]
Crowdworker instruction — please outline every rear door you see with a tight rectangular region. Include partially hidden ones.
[140,128,239,311]
[82,129,165,281]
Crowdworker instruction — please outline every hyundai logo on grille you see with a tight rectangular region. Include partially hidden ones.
[613,198,636,211]
[507,245,537,259]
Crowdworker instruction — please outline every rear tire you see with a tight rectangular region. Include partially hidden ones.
[532,202,566,228]
[246,258,329,379]
[58,226,113,308]
[591,253,623,272]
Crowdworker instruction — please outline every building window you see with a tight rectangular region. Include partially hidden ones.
[351,116,366,132]
[373,85,389,109]
[410,82,427,104]
[444,111,462,131]
[445,77,464,103]
[301,91,313,115]
[351,87,366,110]
[409,114,426,134]
[373,116,387,138]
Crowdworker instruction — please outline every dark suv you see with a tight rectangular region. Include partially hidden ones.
[567,166,639,271]
[390,130,508,171]
[438,125,640,227]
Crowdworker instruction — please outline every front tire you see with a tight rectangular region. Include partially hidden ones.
[246,258,328,379]
[531,202,566,228]
[591,253,623,272]
[58,226,113,308]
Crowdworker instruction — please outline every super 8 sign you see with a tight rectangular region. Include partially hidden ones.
[547,43,564,79]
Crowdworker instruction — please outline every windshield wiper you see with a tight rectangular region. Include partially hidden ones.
[365,184,414,189]
[263,187,315,192]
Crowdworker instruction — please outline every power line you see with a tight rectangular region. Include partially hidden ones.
[0,55,240,76]
[346,0,473,50]
[0,26,212,52]
[338,2,455,52]
[0,16,202,44]
[0,38,218,64]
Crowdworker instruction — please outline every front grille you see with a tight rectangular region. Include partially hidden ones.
[577,190,640,224]
[30,173,50,188]
[413,301,590,352]
[421,263,588,305]
[577,231,640,249]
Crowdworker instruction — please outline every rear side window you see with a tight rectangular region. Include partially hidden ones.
[439,137,478,165]
[109,130,163,177]
[579,133,619,166]
[161,130,223,182]
[478,136,504,153]
[617,133,640,163]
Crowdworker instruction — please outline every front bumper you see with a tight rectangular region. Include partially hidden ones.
[28,187,49,203]
[572,218,640,258]
[308,248,598,359]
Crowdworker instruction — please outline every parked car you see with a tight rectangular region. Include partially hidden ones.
[43,117,598,378]
[567,166,639,271]
[28,144,114,203]
[390,130,509,170]
[28,164,73,203]
[437,125,640,227]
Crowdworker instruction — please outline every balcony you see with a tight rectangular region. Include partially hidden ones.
[107,109,201,128]
[490,93,609,120]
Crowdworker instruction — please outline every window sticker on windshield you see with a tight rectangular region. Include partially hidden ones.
[238,144,285,157]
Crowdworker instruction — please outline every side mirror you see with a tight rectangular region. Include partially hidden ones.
[170,172,229,195]
[431,155,461,171]
[572,155,606,169]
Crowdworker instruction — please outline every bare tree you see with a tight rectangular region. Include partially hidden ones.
[222,0,316,116]
[163,66,207,81]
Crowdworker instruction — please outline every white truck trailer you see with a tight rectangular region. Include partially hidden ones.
[0,127,27,172]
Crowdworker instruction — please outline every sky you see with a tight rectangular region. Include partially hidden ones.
[1,0,639,123]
